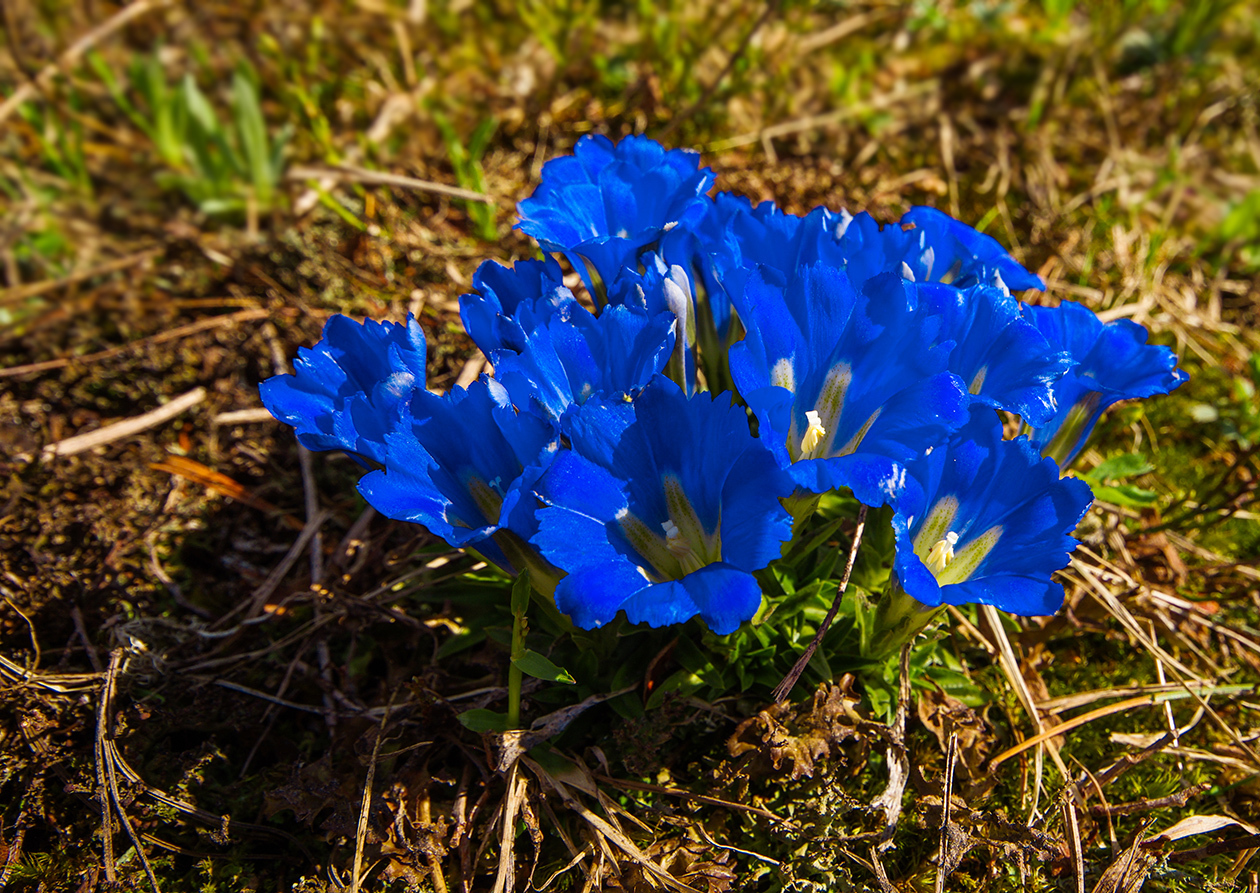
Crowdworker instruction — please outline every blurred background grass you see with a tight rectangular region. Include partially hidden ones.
[2,1,1259,890]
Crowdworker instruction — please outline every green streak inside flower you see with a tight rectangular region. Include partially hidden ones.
[911,495,1003,586]
[615,474,720,581]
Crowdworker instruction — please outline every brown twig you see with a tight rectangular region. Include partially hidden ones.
[0,308,269,379]
[0,0,171,122]
[16,387,206,463]
[0,247,162,307]
[772,505,867,703]
[287,164,495,204]
[871,642,912,851]
[350,694,395,893]
[1089,783,1211,818]
[659,0,782,140]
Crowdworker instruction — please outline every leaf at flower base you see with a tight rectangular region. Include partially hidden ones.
[457,708,513,733]
[512,649,576,684]
[510,568,532,617]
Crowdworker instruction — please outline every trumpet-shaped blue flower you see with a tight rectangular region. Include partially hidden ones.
[260,314,428,465]
[728,263,969,507]
[663,195,847,291]
[1023,300,1189,466]
[459,256,577,356]
[492,303,677,423]
[890,409,1093,615]
[516,134,716,292]
[357,377,559,572]
[531,376,793,634]
[914,282,1072,426]
[837,206,1044,293]
[607,254,704,393]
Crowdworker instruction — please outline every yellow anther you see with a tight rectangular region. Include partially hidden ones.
[800,410,827,457]
[926,532,959,575]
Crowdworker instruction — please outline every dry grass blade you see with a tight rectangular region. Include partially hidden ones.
[871,643,912,850]
[15,387,205,462]
[151,455,305,530]
[979,604,1070,818]
[287,164,496,203]
[1064,799,1084,893]
[95,650,162,893]
[0,308,269,379]
[0,2,171,124]
[935,731,957,893]
[0,654,102,692]
[349,697,394,893]
[991,696,1196,771]
[491,763,526,893]
[710,80,938,151]
[1038,682,1252,714]
[0,247,162,306]
[522,757,702,893]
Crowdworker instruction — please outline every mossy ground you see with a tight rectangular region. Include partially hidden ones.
[1,1,1259,890]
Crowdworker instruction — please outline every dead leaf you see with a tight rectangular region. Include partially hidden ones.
[727,680,869,780]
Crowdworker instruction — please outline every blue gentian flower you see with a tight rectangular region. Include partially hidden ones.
[260,314,427,465]
[492,302,677,422]
[459,256,577,356]
[531,376,793,634]
[890,409,1094,615]
[914,281,1073,426]
[837,206,1044,293]
[663,194,848,294]
[607,254,702,394]
[1023,300,1189,466]
[357,377,559,573]
[516,134,716,295]
[727,263,969,508]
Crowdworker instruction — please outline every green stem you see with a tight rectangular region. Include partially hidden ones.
[508,606,525,730]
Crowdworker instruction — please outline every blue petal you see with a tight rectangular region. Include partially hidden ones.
[516,134,716,292]
[1023,300,1188,463]
[553,562,653,629]
[460,256,576,356]
[260,313,427,464]
[729,263,969,503]
[531,376,791,631]
[890,408,1094,616]
[492,304,676,422]
[356,380,559,560]
[621,563,764,634]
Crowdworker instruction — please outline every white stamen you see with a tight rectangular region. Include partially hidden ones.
[800,410,827,456]
[926,531,959,574]
[900,261,916,282]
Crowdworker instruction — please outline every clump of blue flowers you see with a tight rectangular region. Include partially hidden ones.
[262,134,1186,696]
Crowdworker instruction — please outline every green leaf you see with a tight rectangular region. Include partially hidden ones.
[1085,452,1154,484]
[512,649,576,684]
[434,628,485,660]
[231,69,273,204]
[457,708,512,733]
[1093,484,1159,508]
[645,668,703,712]
[510,569,531,617]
